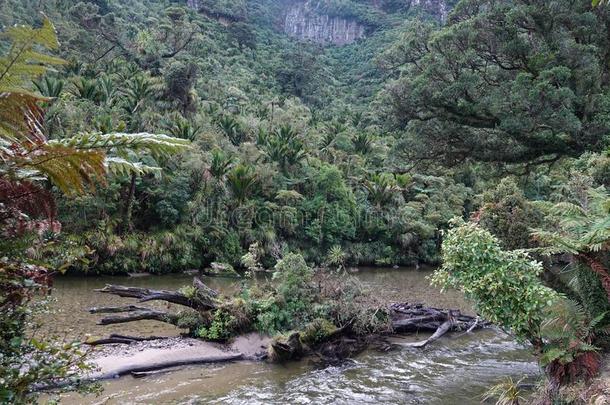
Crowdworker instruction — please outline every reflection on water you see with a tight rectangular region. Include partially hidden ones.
[51,267,540,404]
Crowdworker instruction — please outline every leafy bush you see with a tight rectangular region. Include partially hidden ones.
[431,220,558,345]
[477,178,542,250]
[196,309,238,341]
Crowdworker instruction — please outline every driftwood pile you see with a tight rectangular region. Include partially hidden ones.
[90,277,218,326]
[389,302,488,348]
[88,278,487,350]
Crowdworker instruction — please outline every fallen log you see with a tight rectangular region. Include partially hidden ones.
[96,309,179,325]
[131,366,184,378]
[89,305,151,314]
[400,319,455,348]
[89,274,487,351]
[86,337,138,345]
[95,277,218,311]
[92,352,244,379]
[85,334,166,346]
[389,303,488,349]
[389,302,486,333]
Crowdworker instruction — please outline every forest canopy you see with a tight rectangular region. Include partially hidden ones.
[1,0,610,403]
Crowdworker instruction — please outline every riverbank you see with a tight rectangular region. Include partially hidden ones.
[86,334,270,380]
[46,268,540,404]
[531,355,610,404]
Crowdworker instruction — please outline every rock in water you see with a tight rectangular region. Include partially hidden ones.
[269,332,304,362]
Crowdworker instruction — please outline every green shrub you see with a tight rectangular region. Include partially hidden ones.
[431,219,558,345]
[301,318,338,345]
[478,178,542,250]
[196,309,238,341]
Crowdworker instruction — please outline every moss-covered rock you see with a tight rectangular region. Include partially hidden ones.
[268,332,304,362]
[301,318,339,346]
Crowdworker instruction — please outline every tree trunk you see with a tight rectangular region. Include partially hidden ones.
[93,308,180,326]
[578,253,610,303]
[94,277,219,311]
[121,173,137,233]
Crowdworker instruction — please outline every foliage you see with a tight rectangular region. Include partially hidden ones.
[196,308,239,341]
[0,261,97,403]
[259,125,306,172]
[0,0,478,275]
[326,245,347,270]
[539,299,604,384]
[532,180,610,329]
[382,0,610,166]
[300,318,338,345]
[431,220,558,345]
[226,164,258,203]
[477,178,542,250]
[433,219,610,385]
[482,377,525,405]
[532,187,610,257]
[0,18,188,401]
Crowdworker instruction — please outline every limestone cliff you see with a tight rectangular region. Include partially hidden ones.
[282,0,450,46]
[283,2,366,46]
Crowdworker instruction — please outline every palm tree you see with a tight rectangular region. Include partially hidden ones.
[226,164,257,203]
[325,121,346,136]
[318,131,337,161]
[98,75,117,106]
[33,76,64,99]
[260,125,306,172]
[71,76,101,102]
[209,149,234,178]
[167,117,202,141]
[216,114,245,146]
[352,132,373,155]
[362,173,400,208]
[121,74,153,115]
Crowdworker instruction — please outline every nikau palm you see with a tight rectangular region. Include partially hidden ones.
[226,164,257,203]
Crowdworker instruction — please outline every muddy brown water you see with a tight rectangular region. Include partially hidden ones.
[46,267,540,404]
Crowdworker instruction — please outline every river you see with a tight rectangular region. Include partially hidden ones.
[47,267,540,404]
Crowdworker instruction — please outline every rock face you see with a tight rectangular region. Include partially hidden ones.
[410,0,449,22]
[186,0,200,9]
[283,2,366,46]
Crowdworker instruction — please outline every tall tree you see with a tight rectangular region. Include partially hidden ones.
[383,0,610,167]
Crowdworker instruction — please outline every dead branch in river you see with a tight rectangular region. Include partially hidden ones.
[89,280,488,352]
[94,277,219,311]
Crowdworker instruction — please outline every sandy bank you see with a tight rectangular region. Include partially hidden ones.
[88,333,271,380]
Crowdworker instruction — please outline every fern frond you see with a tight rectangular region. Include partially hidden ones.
[0,91,47,144]
[550,201,587,217]
[0,178,56,219]
[530,230,579,254]
[0,18,65,91]
[15,144,107,195]
[53,132,191,160]
[105,156,161,177]
[0,17,64,146]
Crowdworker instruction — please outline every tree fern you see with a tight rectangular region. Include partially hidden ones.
[0,18,65,90]
[0,19,190,210]
[532,187,610,255]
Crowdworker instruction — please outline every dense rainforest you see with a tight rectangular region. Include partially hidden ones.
[1,0,610,403]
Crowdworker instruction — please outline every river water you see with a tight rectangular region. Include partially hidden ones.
[48,267,540,404]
